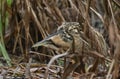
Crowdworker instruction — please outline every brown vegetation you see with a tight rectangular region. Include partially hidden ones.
[0,0,120,79]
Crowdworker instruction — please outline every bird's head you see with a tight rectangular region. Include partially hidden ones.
[32,22,83,51]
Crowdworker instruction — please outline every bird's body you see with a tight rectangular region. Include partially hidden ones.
[32,22,108,79]
[33,22,91,53]
[33,22,107,56]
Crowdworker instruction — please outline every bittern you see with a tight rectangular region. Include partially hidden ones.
[32,22,108,79]
[33,22,91,53]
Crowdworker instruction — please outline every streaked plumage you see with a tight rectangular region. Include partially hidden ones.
[33,22,107,56]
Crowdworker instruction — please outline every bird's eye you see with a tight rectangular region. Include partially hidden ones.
[67,25,80,34]
[68,27,79,34]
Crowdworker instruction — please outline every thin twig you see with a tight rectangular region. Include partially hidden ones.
[82,1,104,24]
[106,59,115,79]
[107,0,118,34]
[44,48,70,79]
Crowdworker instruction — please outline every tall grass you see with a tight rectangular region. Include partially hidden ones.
[0,0,12,66]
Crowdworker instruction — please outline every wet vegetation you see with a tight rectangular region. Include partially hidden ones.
[0,0,120,79]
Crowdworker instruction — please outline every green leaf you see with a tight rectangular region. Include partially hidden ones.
[0,42,11,66]
[7,0,12,6]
